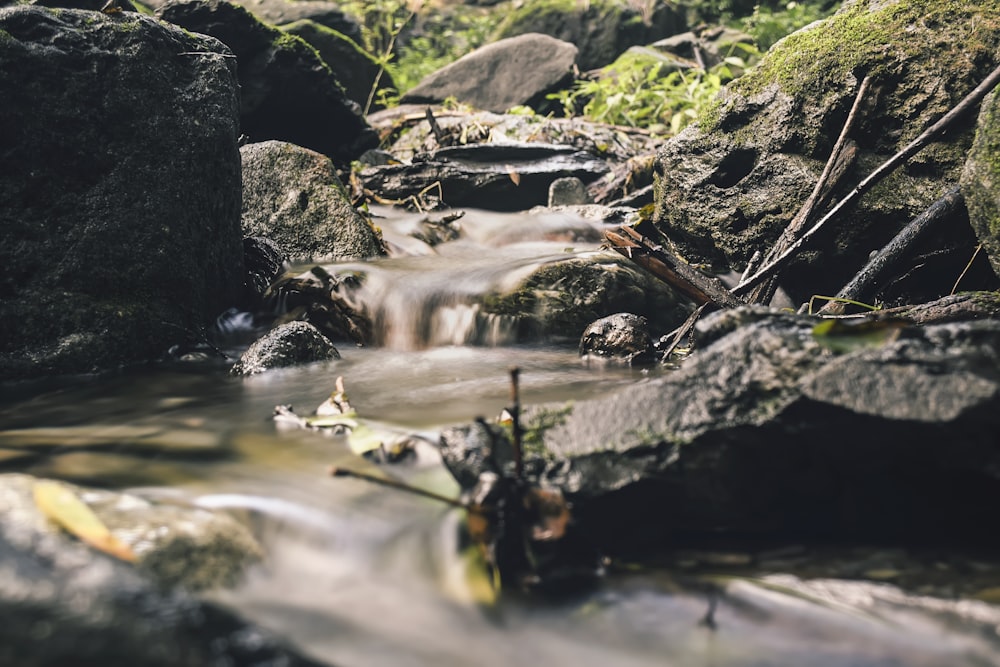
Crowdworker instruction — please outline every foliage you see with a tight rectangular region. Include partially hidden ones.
[549,43,760,136]
[338,0,492,99]
[742,1,841,51]
[392,11,494,93]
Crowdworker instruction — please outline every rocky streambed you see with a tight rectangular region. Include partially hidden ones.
[3,0,1000,665]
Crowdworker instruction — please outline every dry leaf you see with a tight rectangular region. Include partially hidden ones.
[32,480,137,563]
[505,165,521,186]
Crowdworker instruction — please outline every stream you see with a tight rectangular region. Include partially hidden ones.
[2,207,999,666]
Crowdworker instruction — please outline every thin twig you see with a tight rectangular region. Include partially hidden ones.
[329,465,485,511]
[951,243,984,295]
[734,62,1000,297]
[660,303,709,360]
[749,75,870,304]
[509,367,523,481]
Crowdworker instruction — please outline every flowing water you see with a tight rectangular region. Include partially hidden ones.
[2,207,999,666]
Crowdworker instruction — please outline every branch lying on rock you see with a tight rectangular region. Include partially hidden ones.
[605,226,743,308]
[733,62,1000,297]
[818,185,964,315]
[747,75,870,305]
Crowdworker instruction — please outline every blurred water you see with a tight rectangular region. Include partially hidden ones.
[1,207,999,666]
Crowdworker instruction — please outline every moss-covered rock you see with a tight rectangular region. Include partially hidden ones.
[962,90,1000,277]
[482,251,689,341]
[493,0,686,70]
[157,0,377,165]
[653,0,1000,302]
[241,140,384,262]
[280,19,395,112]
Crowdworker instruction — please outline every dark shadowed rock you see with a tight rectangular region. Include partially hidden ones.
[232,321,339,375]
[0,6,244,379]
[141,0,364,40]
[493,0,687,70]
[441,309,1000,553]
[157,0,377,165]
[360,142,610,211]
[243,236,288,304]
[653,0,1000,303]
[241,141,384,262]
[962,90,1000,277]
[579,313,652,365]
[401,33,578,112]
[281,19,395,112]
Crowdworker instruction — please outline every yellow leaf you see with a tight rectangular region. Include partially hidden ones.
[32,480,137,563]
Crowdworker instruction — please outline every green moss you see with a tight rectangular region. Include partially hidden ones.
[701,0,1000,130]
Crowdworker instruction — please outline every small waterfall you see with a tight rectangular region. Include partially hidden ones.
[331,207,609,351]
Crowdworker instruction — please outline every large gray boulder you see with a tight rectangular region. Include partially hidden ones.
[962,90,1000,277]
[157,0,377,165]
[652,0,1000,303]
[401,33,578,113]
[0,6,244,379]
[492,0,687,70]
[442,308,1000,552]
[241,141,384,262]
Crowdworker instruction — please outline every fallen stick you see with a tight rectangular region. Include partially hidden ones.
[733,62,1000,297]
[606,227,743,308]
[748,75,871,304]
[818,185,964,315]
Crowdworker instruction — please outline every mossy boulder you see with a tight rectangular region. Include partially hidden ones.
[157,0,377,165]
[280,19,394,112]
[492,0,686,71]
[481,251,689,342]
[962,90,1000,277]
[652,0,1000,303]
[0,6,244,379]
[241,140,384,262]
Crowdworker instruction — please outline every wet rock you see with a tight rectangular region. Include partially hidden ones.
[360,142,610,211]
[962,90,1000,277]
[579,313,653,365]
[0,483,320,666]
[157,0,377,165]
[493,0,687,70]
[281,19,395,112]
[442,309,1000,553]
[482,251,689,342]
[0,6,244,379]
[232,321,340,375]
[653,0,1000,303]
[548,176,592,206]
[370,107,659,166]
[400,33,578,113]
[0,474,261,590]
[243,235,288,304]
[241,141,384,262]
